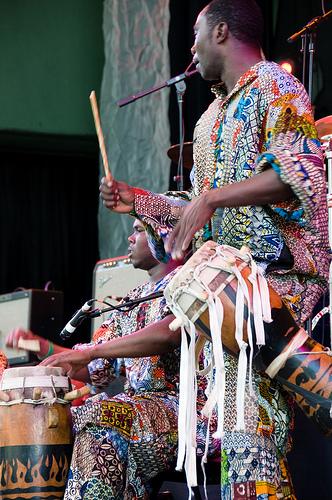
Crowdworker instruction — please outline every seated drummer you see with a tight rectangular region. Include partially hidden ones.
[5,219,218,499]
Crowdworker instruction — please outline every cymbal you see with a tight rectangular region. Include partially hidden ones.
[167,142,193,170]
[315,115,332,141]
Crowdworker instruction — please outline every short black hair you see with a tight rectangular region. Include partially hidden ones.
[204,0,264,47]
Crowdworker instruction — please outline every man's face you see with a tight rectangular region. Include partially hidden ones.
[127,220,158,270]
[191,9,222,81]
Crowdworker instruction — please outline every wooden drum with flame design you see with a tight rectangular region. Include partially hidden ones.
[0,366,72,499]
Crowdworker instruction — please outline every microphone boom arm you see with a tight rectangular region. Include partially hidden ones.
[117,69,198,108]
[288,9,332,43]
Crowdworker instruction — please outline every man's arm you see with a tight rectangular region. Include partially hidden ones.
[40,315,181,378]
[165,168,294,260]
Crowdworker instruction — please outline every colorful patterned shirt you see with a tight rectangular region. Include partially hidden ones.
[134,61,330,324]
[75,269,181,393]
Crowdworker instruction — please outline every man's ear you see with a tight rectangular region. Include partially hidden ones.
[215,22,228,44]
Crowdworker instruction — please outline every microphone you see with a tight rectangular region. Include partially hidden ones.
[60,299,95,340]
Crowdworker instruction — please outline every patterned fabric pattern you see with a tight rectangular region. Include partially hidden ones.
[76,270,181,394]
[195,341,295,498]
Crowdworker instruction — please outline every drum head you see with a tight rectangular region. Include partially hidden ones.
[2,365,65,380]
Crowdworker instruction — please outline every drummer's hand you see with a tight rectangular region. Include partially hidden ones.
[165,192,215,260]
[6,328,48,357]
[39,348,94,378]
[99,177,135,213]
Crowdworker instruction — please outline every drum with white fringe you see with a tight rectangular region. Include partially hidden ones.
[164,241,332,435]
[0,366,72,499]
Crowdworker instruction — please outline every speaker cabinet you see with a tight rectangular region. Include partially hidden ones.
[91,255,149,334]
[0,289,63,365]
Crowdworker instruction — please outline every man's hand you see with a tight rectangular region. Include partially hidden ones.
[165,191,215,260]
[6,328,47,356]
[99,177,135,213]
[39,348,95,378]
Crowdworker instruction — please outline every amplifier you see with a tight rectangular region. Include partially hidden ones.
[91,255,149,334]
[0,289,63,365]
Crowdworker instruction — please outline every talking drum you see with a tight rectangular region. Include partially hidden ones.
[164,241,332,435]
[0,366,72,499]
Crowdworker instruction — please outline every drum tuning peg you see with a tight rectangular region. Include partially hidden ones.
[64,385,91,401]
[32,387,43,400]
[48,407,59,428]
[169,317,184,331]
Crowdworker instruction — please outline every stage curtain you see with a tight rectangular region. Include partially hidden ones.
[98,0,170,258]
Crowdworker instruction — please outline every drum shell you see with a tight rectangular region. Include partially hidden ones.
[196,278,332,435]
[0,403,72,499]
[165,243,332,434]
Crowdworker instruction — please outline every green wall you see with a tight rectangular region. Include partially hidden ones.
[0,0,104,135]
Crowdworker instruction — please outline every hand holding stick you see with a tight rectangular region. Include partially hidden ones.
[89,90,112,181]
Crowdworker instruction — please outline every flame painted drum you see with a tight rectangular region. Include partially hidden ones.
[164,241,332,435]
[0,366,72,499]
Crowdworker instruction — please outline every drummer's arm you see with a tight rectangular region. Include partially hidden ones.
[206,168,294,209]
[90,315,181,359]
[42,315,181,373]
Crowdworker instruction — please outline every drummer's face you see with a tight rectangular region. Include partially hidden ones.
[128,220,158,270]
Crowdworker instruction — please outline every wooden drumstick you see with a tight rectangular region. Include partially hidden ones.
[89,90,112,181]
[64,385,91,401]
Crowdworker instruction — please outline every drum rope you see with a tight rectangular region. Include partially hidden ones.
[0,397,68,406]
[175,320,199,494]
[247,256,272,343]
[201,413,213,500]
[229,261,254,430]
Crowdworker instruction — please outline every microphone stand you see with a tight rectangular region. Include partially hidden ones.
[288,10,332,341]
[116,68,197,108]
[287,9,332,101]
[58,291,164,340]
[175,80,186,191]
[116,63,198,183]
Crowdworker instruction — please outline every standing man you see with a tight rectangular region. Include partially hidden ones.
[99,1,329,498]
